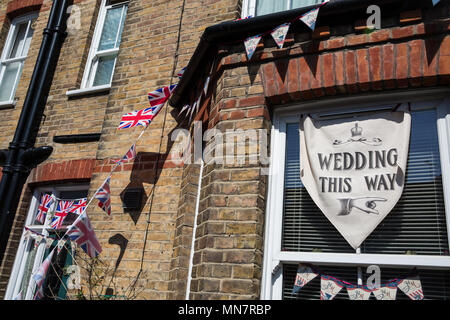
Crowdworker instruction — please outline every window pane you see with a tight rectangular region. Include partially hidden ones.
[19,239,37,297]
[282,122,355,253]
[93,55,116,86]
[362,110,449,255]
[0,62,22,101]
[98,6,126,51]
[291,0,322,10]
[9,22,28,58]
[282,109,449,255]
[256,0,286,16]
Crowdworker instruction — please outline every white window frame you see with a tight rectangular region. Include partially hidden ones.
[79,0,128,90]
[261,89,450,300]
[4,184,88,300]
[0,12,38,107]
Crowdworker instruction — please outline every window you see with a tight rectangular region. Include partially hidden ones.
[5,185,88,300]
[243,0,322,17]
[0,13,37,105]
[81,0,128,89]
[262,95,450,300]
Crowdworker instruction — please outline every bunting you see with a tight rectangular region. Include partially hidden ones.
[292,265,318,293]
[320,275,344,300]
[95,177,111,216]
[292,264,425,300]
[372,282,398,300]
[346,285,372,300]
[397,277,424,300]
[35,194,54,224]
[432,0,441,6]
[271,23,290,49]
[67,212,102,258]
[50,200,73,229]
[244,34,262,60]
[33,249,54,289]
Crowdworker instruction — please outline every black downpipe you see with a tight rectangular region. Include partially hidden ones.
[0,0,72,266]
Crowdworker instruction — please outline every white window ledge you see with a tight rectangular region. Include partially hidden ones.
[66,84,111,97]
[0,100,16,109]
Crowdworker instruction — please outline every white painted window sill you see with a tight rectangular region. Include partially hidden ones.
[66,84,111,97]
[0,100,16,109]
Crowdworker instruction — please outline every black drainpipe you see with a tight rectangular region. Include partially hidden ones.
[0,0,72,266]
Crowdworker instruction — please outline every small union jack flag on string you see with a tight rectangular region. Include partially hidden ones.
[177,67,186,79]
[148,84,177,109]
[95,177,111,216]
[118,106,159,130]
[68,198,87,216]
[35,194,54,224]
[51,200,73,229]
[115,144,137,164]
[67,212,102,258]
[33,249,54,294]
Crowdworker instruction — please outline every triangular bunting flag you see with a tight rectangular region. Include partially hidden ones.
[67,211,102,258]
[271,23,290,49]
[320,275,344,300]
[346,285,372,300]
[56,239,66,254]
[373,282,398,300]
[35,194,54,224]
[95,177,111,216]
[292,265,318,293]
[67,198,87,216]
[33,249,55,288]
[177,67,186,79]
[244,34,262,60]
[432,0,440,6]
[299,7,320,31]
[45,238,53,249]
[397,277,424,300]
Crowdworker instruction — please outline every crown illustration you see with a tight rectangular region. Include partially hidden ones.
[351,123,362,137]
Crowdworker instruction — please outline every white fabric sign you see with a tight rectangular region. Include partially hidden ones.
[299,110,411,249]
[347,286,372,300]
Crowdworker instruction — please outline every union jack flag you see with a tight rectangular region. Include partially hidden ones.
[50,200,73,229]
[148,84,177,109]
[33,249,54,289]
[34,286,44,300]
[118,106,159,130]
[67,212,102,258]
[177,67,186,78]
[68,198,87,216]
[35,194,54,224]
[95,177,111,216]
[115,144,137,164]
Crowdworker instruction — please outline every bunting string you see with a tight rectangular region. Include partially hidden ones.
[293,264,425,300]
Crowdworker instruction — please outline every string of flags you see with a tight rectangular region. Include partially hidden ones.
[293,264,425,300]
[24,69,184,299]
[243,0,330,60]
